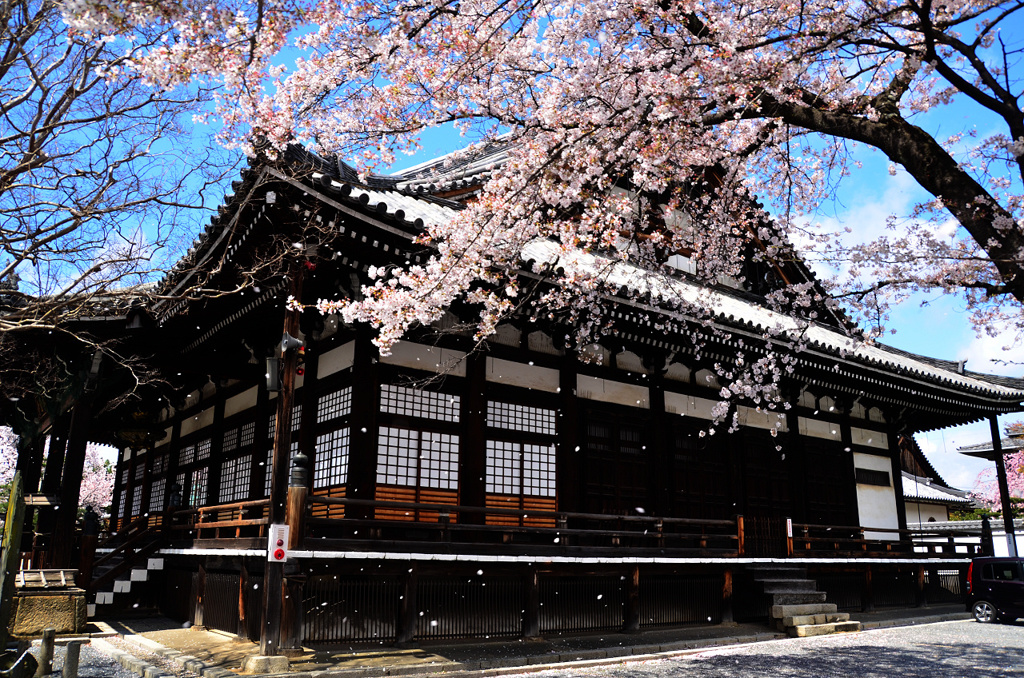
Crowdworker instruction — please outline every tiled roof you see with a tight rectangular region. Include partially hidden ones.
[959,436,1024,454]
[521,239,1024,400]
[901,472,973,506]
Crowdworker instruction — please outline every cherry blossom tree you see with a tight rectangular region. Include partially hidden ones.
[61,1,1024,368]
[975,421,1024,514]
[0,0,241,406]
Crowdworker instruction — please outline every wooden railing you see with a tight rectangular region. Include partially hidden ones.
[166,499,272,540]
[790,522,987,558]
[304,496,742,555]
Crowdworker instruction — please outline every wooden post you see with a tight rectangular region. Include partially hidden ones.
[736,515,745,556]
[989,416,1018,557]
[785,517,794,557]
[195,559,207,627]
[721,567,734,625]
[281,453,309,652]
[915,565,926,608]
[261,262,304,657]
[396,564,419,646]
[522,565,540,638]
[460,353,487,524]
[0,473,25,650]
[50,395,95,568]
[622,565,640,633]
[862,565,875,613]
[238,559,250,641]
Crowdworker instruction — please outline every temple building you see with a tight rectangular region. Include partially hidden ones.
[4,144,1022,646]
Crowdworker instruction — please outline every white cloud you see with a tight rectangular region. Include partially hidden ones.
[956,327,1024,377]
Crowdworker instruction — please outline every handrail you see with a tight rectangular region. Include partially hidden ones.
[96,514,150,550]
[308,495,737,528]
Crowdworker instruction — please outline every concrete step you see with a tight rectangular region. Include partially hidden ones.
[771,591,827,605]
[771,602,838,619]
[760,579,818,593]
[782,612,850,627]
[788,620,861,638]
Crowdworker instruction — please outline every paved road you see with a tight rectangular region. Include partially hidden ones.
[524,621,1024,678]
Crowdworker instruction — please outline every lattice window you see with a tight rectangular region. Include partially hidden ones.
[223,427,239,453]
[179,444,195,466]
[487,402,557,435]
[263,443,297,496]
[152,453,167,476]
[130,485,143,515]
[522,444,556,497]
[268,414,276,440]
[189,467,208,506]
[377,427,459,489]
[120,491,129,518]
[220,456,252,502]
[486,442,556,497]
[318,387,352,423]
[486,441,520,495]
[134,464,145,481]
[380,385,460,422]
[149,478,167,513]
[314,428,349,488]
[196,438,212,460]
[240,422,255,448]
[291,403,302,432]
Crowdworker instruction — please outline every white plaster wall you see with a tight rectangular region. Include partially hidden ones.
[486,358,559,393]
[180,406,215,437]
[380,340,467,376]
[736,405,789,433]
[225,386,259,419]
[663,392,717,421]
[850,426,888,450]
[318,340,355,379]
[904,502,949,526]
[854,451,899,540]
[798,417,841,441]
[577,375,649,409]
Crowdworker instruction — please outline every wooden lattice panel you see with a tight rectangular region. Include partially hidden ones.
[374,486,458,522]
[485,495,556,527]
[312,485,346,519]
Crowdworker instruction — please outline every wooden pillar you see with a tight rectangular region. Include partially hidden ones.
[50,395,95,568]
[862,565,875,613]
[622,565,640,633]
[522,565,540,638]
[35,413,71,556]
[297,350,320,485]
[460,353,487,523]
[396,564,419,646]
[889,432,909,532]
[784,389,809,525]
[16,434,46,553]
[647,376,670,517]
[261,263,304,657]
[249,383,271,503]
[206,398,227,507]
[989,416,1018,557]
[557,356,580,512]
[721,567,734,624]
[195,559,207,627]
[346,329,380,520]
[915,565,927,608]
[238,559,251,641]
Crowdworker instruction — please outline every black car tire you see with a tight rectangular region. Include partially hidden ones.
[972,600,998,623]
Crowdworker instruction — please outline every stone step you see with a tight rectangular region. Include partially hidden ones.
[788,621,861,638]
[761,579,818,593]
[781,612,850,627]
[771,591,827,605]
[771,602,838,619]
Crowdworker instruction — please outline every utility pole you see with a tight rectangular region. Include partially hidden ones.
[260,262,305,656]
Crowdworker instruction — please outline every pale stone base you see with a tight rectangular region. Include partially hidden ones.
[240,654,289,674]
[10,590,87,637]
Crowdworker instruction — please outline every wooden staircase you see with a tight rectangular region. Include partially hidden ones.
[748,564,861,637]
[84,515,166,618]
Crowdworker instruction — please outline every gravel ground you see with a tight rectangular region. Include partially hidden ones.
[518,620,1024,678]
[28,638,201,678]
